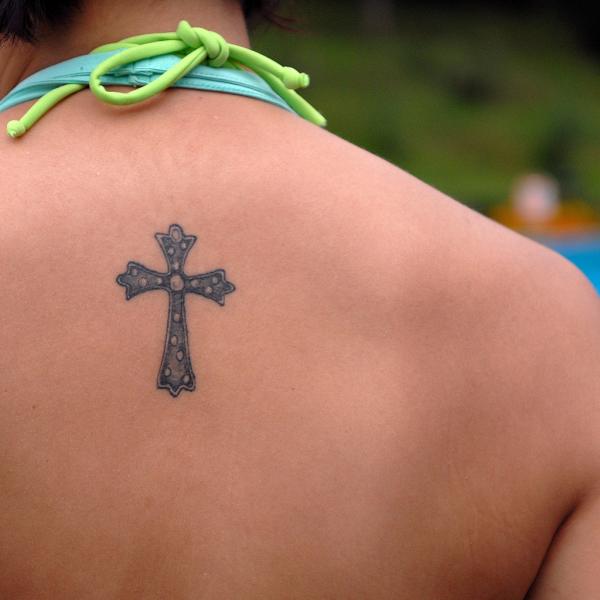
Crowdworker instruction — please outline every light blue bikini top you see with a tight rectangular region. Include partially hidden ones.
[0,50,296,115]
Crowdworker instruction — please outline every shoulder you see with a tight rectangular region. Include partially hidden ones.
[300,123,600,489]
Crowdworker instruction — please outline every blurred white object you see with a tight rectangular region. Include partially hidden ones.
[512,173,560,224]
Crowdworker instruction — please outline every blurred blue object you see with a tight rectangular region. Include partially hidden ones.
[540,234,600,293]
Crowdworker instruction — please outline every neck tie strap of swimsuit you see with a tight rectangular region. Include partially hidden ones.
[7,19,327,138]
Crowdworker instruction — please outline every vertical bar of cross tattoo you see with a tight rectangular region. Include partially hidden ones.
[116,224,235,397]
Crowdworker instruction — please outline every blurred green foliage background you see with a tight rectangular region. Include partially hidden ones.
[251,1,600,215]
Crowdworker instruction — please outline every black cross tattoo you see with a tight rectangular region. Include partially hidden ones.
[116,224,235,397]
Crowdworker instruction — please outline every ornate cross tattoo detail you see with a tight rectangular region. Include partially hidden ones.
[116,224,235,397]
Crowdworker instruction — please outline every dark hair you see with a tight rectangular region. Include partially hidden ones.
[242,0,288,29]
[0,0,286,43]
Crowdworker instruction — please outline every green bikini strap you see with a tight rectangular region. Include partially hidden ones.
[6,20,327,138]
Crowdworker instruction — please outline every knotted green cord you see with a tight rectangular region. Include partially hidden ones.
[6,19,327,138]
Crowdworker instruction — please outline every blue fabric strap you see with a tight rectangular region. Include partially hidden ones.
[0,50,297,115]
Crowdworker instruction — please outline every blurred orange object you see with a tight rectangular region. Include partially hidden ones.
[491,173,600,234]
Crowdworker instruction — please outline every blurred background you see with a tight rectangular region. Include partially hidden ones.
[252,0,600,291]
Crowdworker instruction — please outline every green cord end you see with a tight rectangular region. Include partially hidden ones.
[281,66,310,90]
[299,73,310,88]
[7,119,26,138]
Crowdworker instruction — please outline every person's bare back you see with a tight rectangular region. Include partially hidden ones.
[2,6,600,598]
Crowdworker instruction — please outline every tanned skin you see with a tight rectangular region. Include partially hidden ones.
[1,1,600,598]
